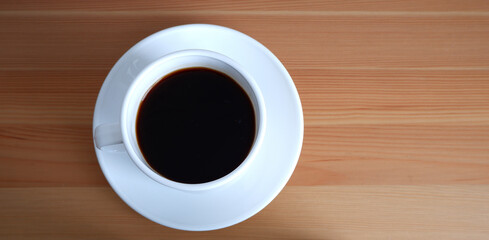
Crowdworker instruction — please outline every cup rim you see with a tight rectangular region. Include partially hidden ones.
[120,49,266,191]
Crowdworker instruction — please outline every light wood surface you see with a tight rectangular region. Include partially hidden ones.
[1,1,489,239]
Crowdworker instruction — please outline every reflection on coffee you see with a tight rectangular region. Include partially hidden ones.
[136,68,255,184]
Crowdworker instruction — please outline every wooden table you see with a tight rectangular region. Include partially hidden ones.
[1,1,489,239]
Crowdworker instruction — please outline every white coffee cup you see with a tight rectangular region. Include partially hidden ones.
[94,49,266,191]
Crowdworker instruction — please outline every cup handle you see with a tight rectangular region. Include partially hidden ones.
[94,122,123,150]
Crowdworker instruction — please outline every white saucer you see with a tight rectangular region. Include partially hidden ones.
[93,24,303,231]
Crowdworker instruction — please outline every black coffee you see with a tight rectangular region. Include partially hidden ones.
[136,67,256,184]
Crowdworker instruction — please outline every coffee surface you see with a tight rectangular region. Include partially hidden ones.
[136,68,256,184]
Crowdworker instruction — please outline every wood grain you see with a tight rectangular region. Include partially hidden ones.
[1,186,489,239]
[1,14,489,70]
[1,0,489,11]
[1,0,489,238]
